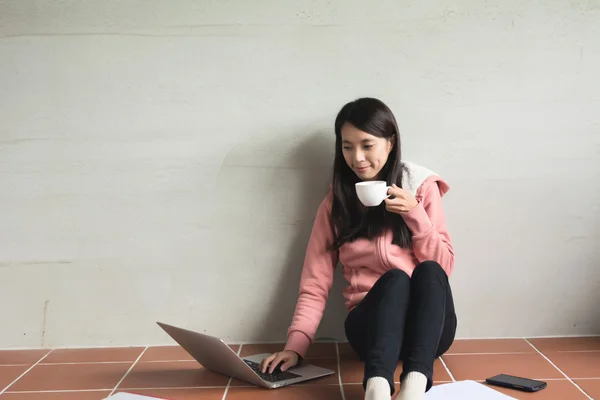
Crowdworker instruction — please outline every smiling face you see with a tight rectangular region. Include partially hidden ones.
[340,122,394,181]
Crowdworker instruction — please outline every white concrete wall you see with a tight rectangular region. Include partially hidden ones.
[1,0,599,349]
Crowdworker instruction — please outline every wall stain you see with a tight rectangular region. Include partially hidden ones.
[41,300,49,348]
[0,260,72,268]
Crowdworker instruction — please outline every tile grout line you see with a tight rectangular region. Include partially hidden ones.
[0,349,54,395]
[439,356,455,382]
[4,382,464,395]
[221,344,243,400]
[108,346,148,396]
[525,339,592,400]
[444,351,535,356]
[40,361,134,365]
[6,389,114,394]
[445,350,600,356]
[335,342,346,400]
[1,336,598,352]
[0,334,600,352]
[344,381,454,385]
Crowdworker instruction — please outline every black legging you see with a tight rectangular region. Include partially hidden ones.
[344,261,457,395]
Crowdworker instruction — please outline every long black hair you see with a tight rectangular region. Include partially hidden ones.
[330,97,412,250]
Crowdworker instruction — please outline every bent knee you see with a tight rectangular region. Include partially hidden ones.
[413,260,445,278]
[379,268,410,284]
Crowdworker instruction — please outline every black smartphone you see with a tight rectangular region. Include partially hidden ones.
[486,374,547,392]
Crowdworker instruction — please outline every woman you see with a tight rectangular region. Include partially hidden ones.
[260,97,457,400]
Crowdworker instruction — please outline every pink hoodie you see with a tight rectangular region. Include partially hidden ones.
[283,161,454,358]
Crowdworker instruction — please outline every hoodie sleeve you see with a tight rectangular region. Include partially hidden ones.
[400,176,454,276]
[284,192,338,358]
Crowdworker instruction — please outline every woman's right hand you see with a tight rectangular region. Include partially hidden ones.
[260,350,299,373]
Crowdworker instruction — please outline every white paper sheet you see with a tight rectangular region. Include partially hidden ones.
[425,380,517,399]
[104,393,166,400]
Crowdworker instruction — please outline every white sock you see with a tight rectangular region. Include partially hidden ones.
[394,372,427,400]
[365,376,391,400]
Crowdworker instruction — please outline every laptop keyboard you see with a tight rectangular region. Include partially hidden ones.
[243,359,302,382]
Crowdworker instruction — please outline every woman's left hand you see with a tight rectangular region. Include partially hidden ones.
[384,184,418,214]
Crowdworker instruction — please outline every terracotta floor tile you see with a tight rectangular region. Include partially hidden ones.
[0,366,29,391]
[229,358,339,387]
[238,343,337,358]
[0,391,111,400]
[118,361,230,389]
[337,342,358,360]
[486,380,588,399]
[341,383,364,400]
[545,352,600,378]
[446,339,534,354]
[339,357,365,384]
[141,344,240,362]
[339,357,450,383]
[442,353,563,381]
[116,387,225,399]
[226,384,343,400]
[8,363,131,391]
[140,346,196,362]
[0,350,50,366]
[574,379,600,399]
[528,337,600,352]
[42,347,145,363]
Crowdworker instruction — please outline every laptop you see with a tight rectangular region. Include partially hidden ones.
[156,322,335,389]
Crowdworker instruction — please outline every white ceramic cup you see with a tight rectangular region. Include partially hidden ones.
[355,180,392,207]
